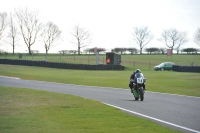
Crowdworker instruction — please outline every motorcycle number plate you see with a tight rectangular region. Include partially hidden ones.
[137,78,143,84]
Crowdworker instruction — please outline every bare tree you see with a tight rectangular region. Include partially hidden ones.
[42,22,61,54]
[159,28,188,54]
[71,25,91,55]
[175,31,188,54]
[159,30,168,47]
[7,13,19,54]
[194,28,200,46]
[0,12,7,45]
[15,8,42,54]
[132,26,153,54]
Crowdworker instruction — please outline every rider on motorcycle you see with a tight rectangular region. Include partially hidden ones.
[129,69,146,93]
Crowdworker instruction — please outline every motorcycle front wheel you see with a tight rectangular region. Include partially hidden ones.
[139,88,144,101]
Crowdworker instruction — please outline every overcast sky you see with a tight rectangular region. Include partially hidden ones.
[1,0,200,53]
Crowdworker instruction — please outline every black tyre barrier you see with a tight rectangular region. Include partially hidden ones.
[0,59,124,70]
[172,65,200,73]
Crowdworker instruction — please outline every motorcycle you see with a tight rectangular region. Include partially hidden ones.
[130,73,146,101]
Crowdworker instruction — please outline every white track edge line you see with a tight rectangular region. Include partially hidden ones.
[0,75,20,79]
[103,103,200,133]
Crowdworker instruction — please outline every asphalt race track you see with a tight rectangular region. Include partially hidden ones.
[0,76,200,133]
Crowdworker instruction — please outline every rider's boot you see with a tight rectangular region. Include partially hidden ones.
[130,87,133,93]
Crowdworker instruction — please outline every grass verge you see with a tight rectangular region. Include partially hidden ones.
[0,86,181,133]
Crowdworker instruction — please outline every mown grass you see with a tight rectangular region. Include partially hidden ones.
[0,86,181,133]
[0,64,200,97]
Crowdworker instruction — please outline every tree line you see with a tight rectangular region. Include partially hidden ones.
[0,9,200,55]
[83,47,199,54]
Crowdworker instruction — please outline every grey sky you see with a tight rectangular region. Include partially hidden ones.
[1,0,200,53]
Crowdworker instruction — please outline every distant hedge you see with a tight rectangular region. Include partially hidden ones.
[172,65,200,73]
[0,59,124,70]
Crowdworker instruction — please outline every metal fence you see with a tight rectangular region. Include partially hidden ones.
[0,59,124,70]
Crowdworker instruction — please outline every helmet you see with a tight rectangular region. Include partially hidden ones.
[135,69,141,73]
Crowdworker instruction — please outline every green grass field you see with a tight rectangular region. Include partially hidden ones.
[0,86,181,133]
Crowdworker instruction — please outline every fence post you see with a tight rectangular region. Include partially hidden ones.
[149,62,151,69]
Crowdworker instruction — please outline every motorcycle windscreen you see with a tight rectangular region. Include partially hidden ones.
[134,73,145,83]
[135,73,144,78]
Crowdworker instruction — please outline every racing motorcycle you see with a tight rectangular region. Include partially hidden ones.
[130,73,146,101]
